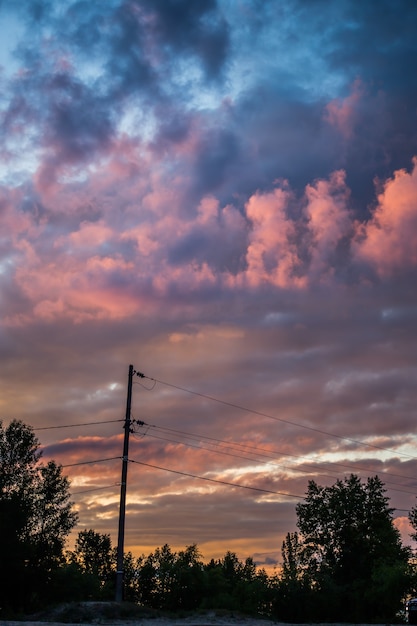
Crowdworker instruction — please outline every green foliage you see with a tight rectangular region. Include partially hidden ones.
[0,420,78,614]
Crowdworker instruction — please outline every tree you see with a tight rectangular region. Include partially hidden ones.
[27,460,78,569]
[409,504,417,543]
[0,420,78,612]
[270,532,311,621]
[294,474,410,621]
[202,551,270,614]
[70,529,114,581]
[202,551,243,610]
[136,543,205,611]
[281,531,304,585]
[122,550,140,602]
[407,504,417,597]
[68,529,115,598]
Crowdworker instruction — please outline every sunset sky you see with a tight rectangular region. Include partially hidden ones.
[1,0,417,570]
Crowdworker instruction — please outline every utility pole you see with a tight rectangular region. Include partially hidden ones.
[115,364,134,602]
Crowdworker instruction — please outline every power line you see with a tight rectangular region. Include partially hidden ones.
[62,456,121,468]
[72,484,119,496]
[141,373,417,461]
[134,428,417,496]
[129,458,303,499]
[34,418,124,431]
[137,422,417,490]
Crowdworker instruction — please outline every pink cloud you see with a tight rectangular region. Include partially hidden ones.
[324,79,364,139]
[242,172,354,288]
[11,254,140,324]
[6,151,417,331]
[55,220,114,251]
[354,157,417,275]
[394,515,415,548]
[244,186,305,288]
[304,169,352,280]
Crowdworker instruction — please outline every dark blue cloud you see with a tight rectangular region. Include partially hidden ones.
[191,127,240,195]
[168,223,245,275]
[138,0,230,79]
[2,0,415,209]
[45,74,115,162]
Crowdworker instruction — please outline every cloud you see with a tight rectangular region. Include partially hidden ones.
[1,0,417,566]
[304,170,352,280]
[244,185,303,288]
[3,156,417,329]
[394,516,414,548]
[354,158,417,275]
[138,0,230,79]
[324,79,364,140]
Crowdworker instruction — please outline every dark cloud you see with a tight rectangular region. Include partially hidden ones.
[152,107,192,147]
[192,127,239,194]
[138,0,230,79]
[321,0,417,87]
[46,75,115,162]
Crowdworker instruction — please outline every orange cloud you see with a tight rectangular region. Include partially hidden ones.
[6,152,417,331]
[11,254,140,324]
[354,157,417,275]
[244,186,305,288]
[57,220,114,250]
[393,515,414,548]
[304,169,352,280]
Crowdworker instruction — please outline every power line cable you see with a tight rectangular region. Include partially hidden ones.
[134,428,417,496]
[72,484,119,496]
[62,456,121,468]
[34,419,124,431]
[129,458,303,499]
[141,422,417,486]
[141,373,417,461]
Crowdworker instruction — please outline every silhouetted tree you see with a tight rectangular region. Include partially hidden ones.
[135,543,205,610]
[131,543,271,614]
[272,531,310,621]
[0,419,77,613]
[409,504,417,543]
[202,551,270,614]
[67,529,115,598]
[292,474,410,621]
[122,550,140,602]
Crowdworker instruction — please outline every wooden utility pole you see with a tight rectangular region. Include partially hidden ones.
[115,364,134,602]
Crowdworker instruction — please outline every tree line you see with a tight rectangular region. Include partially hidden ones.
[1,419,417,621]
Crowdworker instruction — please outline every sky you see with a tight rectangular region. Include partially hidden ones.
[1,0,417,571]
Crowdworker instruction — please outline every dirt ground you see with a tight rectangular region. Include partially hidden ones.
[0,618,396,626]
[0,602,397,626]
[0,617,279,626]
